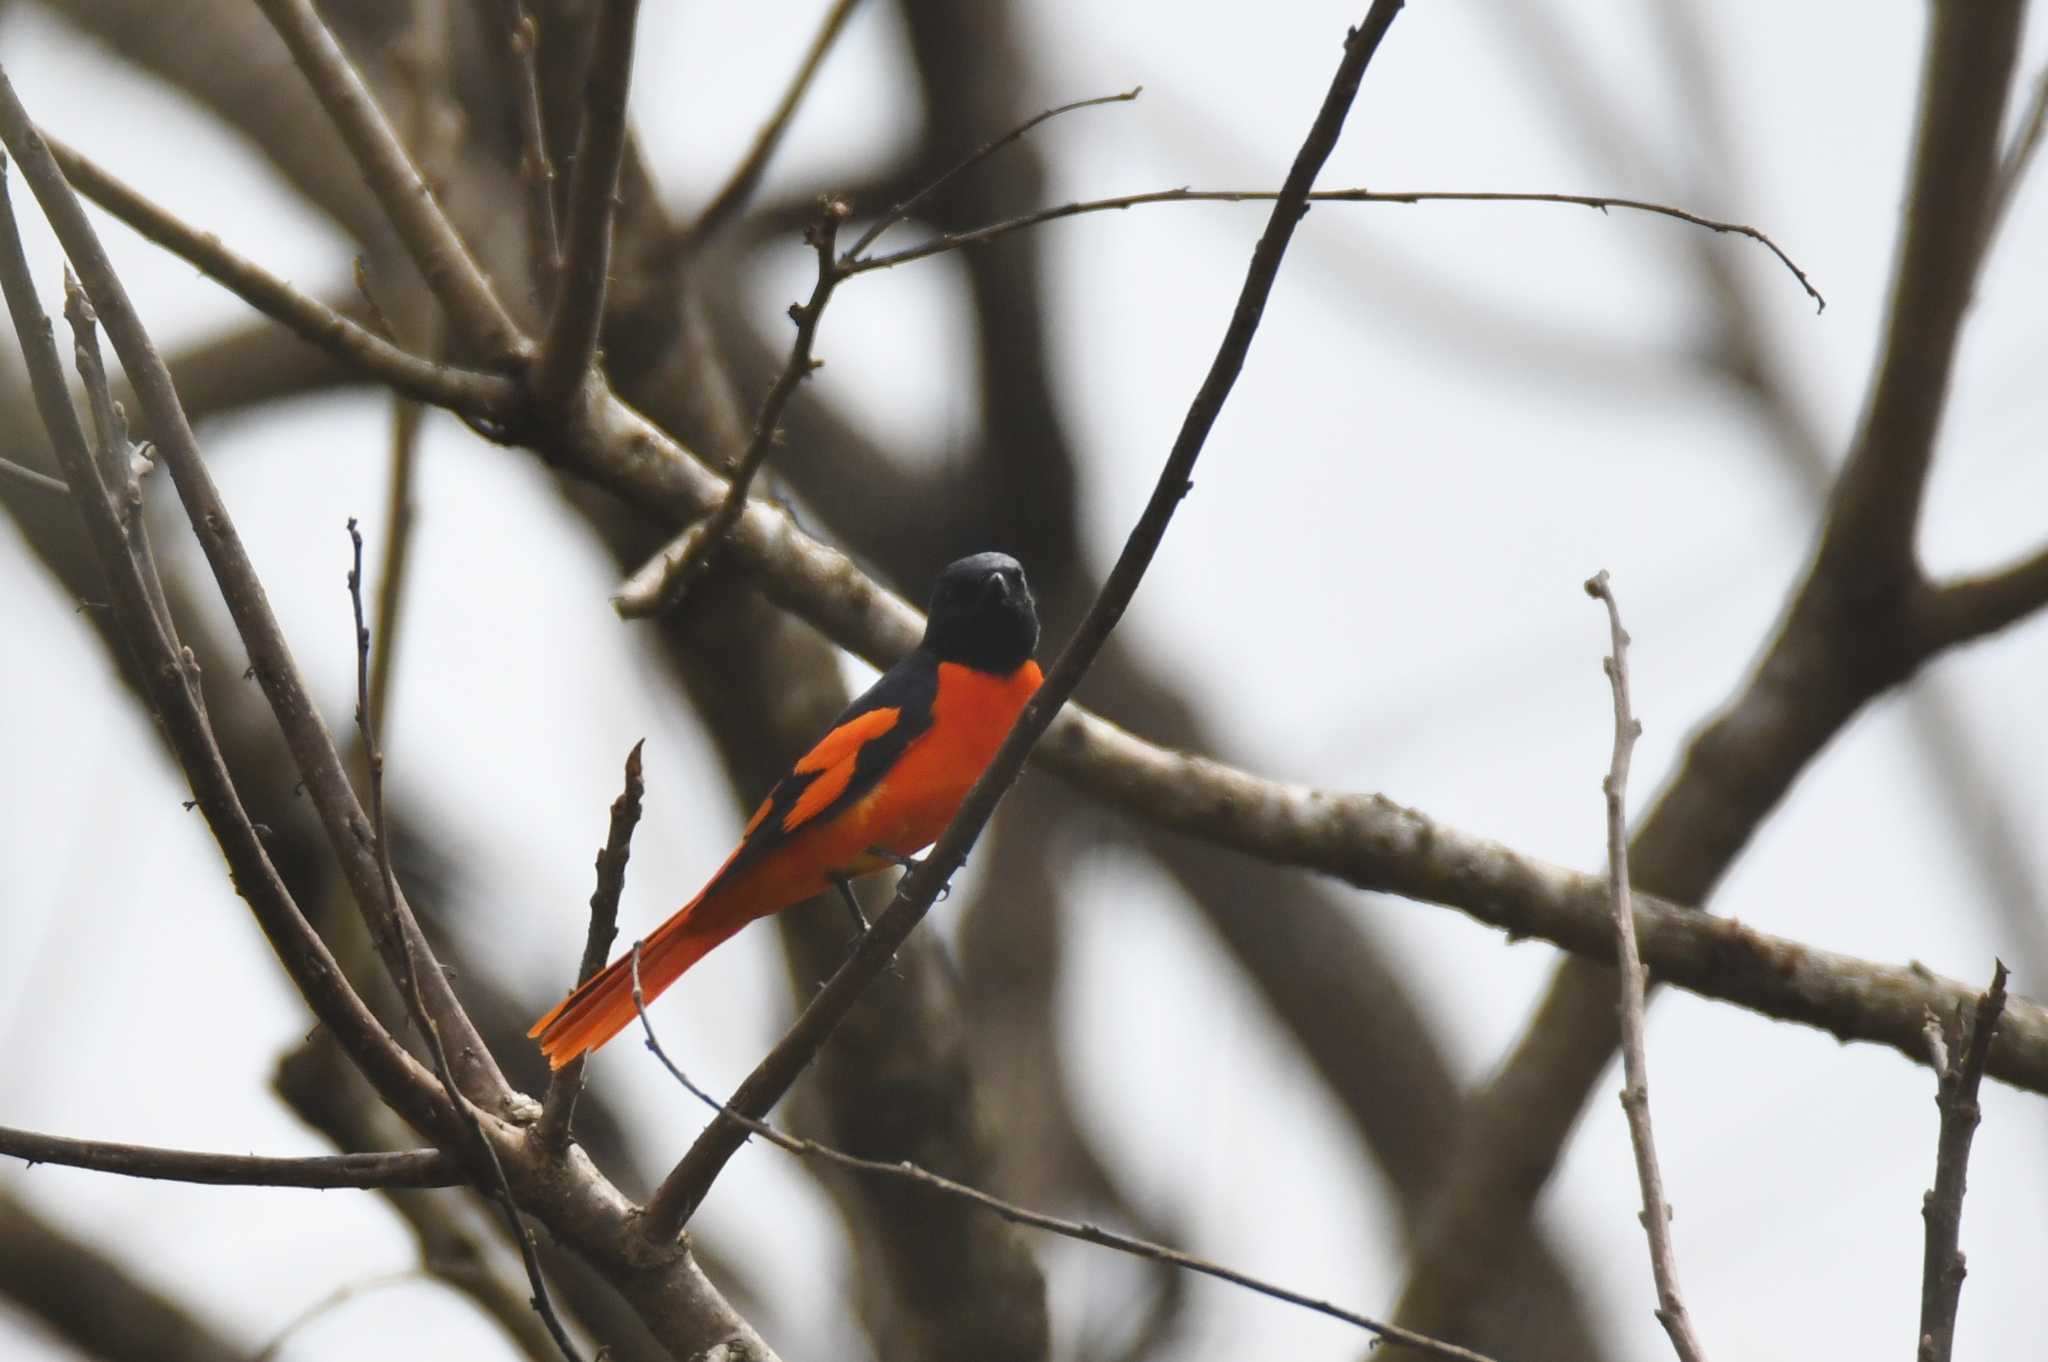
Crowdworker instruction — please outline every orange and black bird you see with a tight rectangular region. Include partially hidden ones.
[531,552,1042,1068]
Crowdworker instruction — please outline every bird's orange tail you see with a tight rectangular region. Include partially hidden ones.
[529,903,742,1070]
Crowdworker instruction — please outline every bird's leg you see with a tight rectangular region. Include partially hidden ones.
[829,872,871,934]
[865,847,949,901]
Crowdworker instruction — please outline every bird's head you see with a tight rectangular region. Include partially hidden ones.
[921,552,1039,673]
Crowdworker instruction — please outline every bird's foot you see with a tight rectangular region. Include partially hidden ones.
[866,848,950,901]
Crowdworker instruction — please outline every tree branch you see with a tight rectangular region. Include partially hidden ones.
[0,1125,457,1189]
[625,945,1493,1362]
[0,142,448,1137]
[531,0,641,411]
[1917,961,2009,1362]
[614,199,849,616]
[48,137,515,419]
[847,185,1822,309]
[1914,546,2048,652]
[252,0,529,363]
[0,74,514,1109]
[1586,572,1710,1362]
[642,0,1408,1241]
[840,86,1142,261]
[495,0,561,284]
[537,738,647,1151]
[346,522,584,1362]
[671,0,864,258]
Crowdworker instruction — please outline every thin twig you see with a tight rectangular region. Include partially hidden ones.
[249,1270,432,1362]
[536,739,647,1151]
[669,0,864,260]
[64,275,177,653]
[1917,960,2010,1362]
[1986,65,2048,259]
[346,522,584,1362]
[623,945,1492,1362]
[47,137,515,419]
[0,1125,456,1189]
[615,200,848,617]
[1586,570,1711,1362]
[840,86,1142,261]
[371,395,424,724]
[848,185,1823,311]
[497,0,561,284]
[644,1,1407,1240]
[0,454,68,497]
[252,0,528,363]
[531,0,643,411]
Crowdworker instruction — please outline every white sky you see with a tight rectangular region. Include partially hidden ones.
[3,1,2046,1360]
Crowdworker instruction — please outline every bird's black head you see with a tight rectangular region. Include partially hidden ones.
[921,552,1039,673]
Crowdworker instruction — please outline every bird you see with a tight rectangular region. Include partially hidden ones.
[530,552,1043,1069]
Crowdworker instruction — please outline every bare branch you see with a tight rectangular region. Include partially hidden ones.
[1915,545,2048,652]
[496,0,561,283]
[346,521,584,1362]
[849,185,1822,309]
[537,738,647,1151]
[1586,572,1710,1362]
[668,0,865,259]
[1918,962,2010,1362]
[615,200,850,616]
[0,67,510,1107]
[624,945,1493,1362]
[1986,65,2048,259]
[0,1185,242,1362]
[841,86,1142,261]
[252,0,529,362]
[531,0,642,411]
[49,137,515,419]
[0,1124,456,1189]
[0,453,67,498]
[0,138,446,1133]
[644,0,1407,1240]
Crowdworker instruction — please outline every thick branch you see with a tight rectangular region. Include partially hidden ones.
[49,138,515,419]
[643,0,1408,1242]
[0,1125,456,1189]
[252,0,528,363]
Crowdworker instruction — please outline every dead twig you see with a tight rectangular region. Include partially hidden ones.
[0,1125,456,1189]
[496,0,561,284]
[643,0,1407,1239]
[841,86,1142,261]
[847,185,1822,311]
[671,0,865,259]
[615,200,849,616]
[531,0,642,410]
[1917,961,2010,1362]
[346,521,584,1362]
[537,739,648,1151]
[624,943,1492,1362]
[1585,570,1710,1362]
